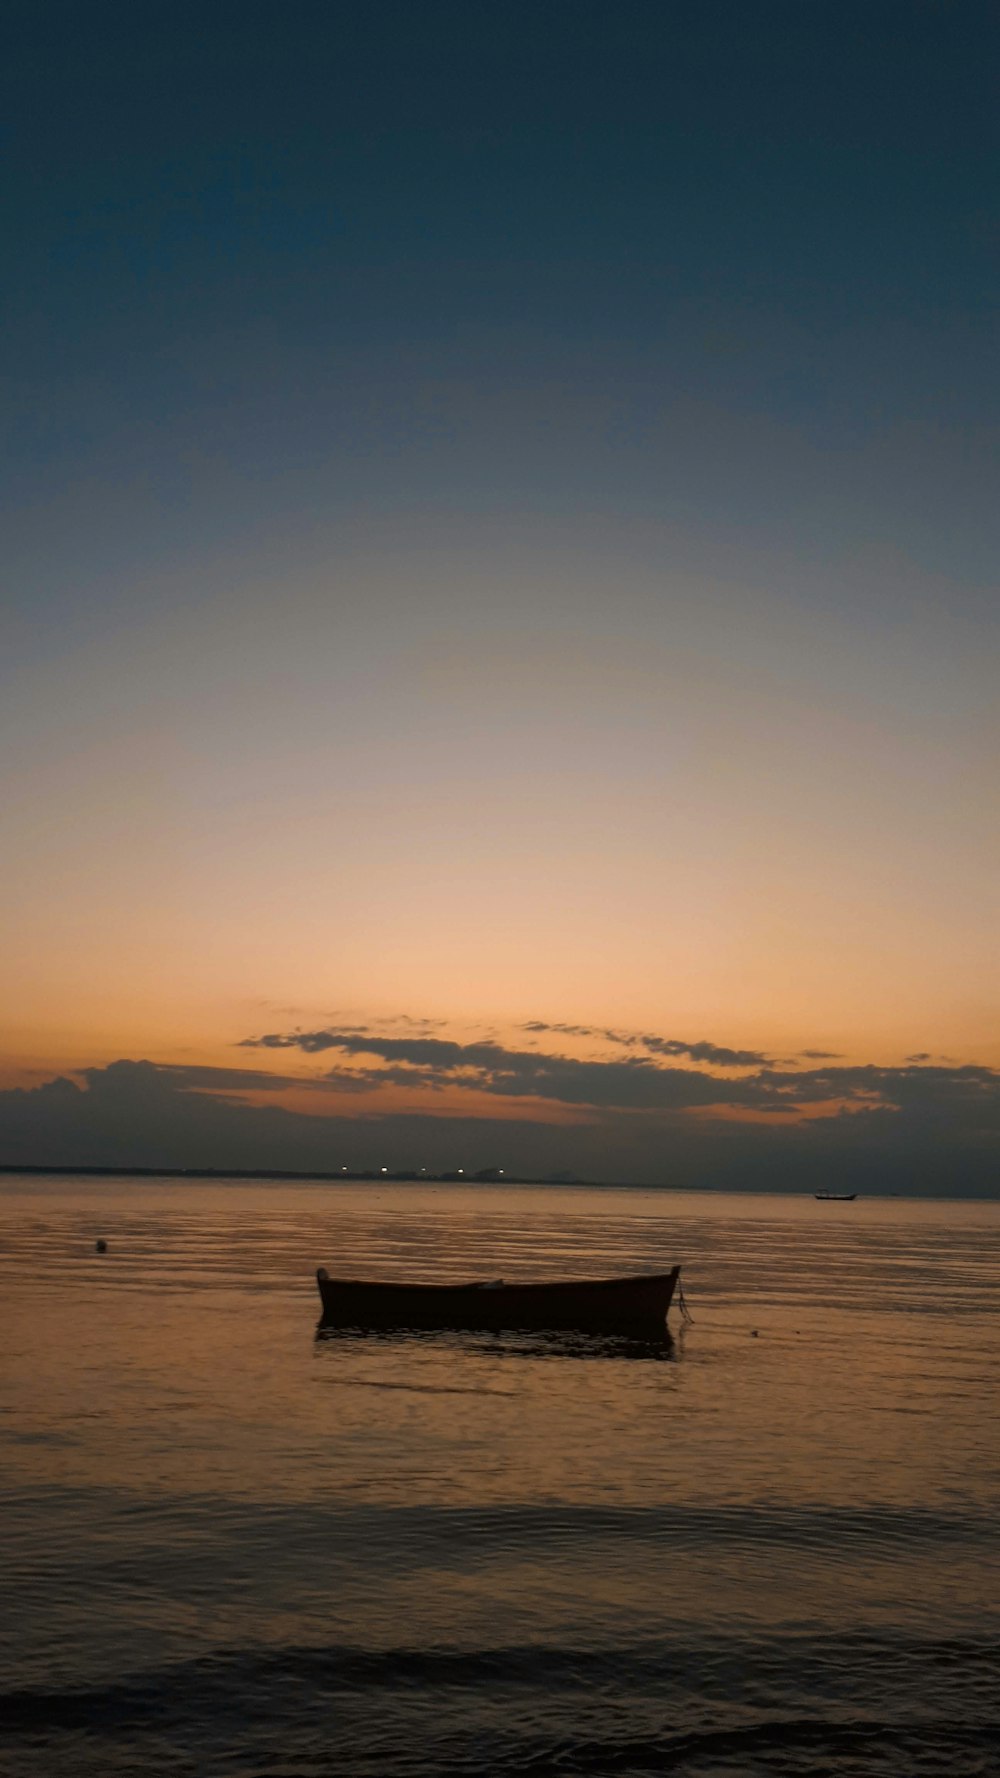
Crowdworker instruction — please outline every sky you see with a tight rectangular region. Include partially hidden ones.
[2,1,998,1189]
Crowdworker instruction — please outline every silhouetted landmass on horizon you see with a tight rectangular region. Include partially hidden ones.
[0,1163,598,1186]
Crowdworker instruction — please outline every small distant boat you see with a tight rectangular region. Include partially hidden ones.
[814,1191,857,1201]
[315,1265,680,1335]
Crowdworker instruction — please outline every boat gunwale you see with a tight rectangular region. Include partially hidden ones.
[316,1267,679,1295]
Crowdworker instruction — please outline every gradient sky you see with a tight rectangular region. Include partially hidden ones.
[2,2,997,1185]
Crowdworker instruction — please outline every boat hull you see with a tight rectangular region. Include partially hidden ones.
[316,1266,680,1335]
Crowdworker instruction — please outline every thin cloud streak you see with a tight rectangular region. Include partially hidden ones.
[519,1022,772,1067]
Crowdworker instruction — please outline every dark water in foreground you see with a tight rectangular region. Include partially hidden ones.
[1,1178,998,1777]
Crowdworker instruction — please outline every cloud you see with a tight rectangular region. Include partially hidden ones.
[1,1052,998,1196]
[238,1027,1000,1134]
[518,1022,772,1066]
[641,1036,773,1067]
[141,1063,314,1094]
[247,1021,775,1073]
[801,1049,843,1059]
[241,1029,765,1109]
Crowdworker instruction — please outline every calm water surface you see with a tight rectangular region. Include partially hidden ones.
[1,1179,998,1776]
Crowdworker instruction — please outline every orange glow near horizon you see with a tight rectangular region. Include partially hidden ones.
[2,540,997,1112]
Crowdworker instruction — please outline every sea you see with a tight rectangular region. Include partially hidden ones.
[1,1176,998,1777]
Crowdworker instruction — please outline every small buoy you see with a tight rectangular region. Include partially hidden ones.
[750,1329,758,1337]
[95,1239,107,1254]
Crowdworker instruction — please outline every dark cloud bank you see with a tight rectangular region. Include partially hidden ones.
[2,1025,998,1196]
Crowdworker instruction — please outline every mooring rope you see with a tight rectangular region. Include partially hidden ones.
[677,1275,693,1323]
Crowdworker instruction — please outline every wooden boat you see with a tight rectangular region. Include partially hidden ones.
[814,1191,857,1201]
[316,1265,680,1335]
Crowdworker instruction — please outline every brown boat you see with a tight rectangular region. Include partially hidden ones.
[315,1265,680,1335]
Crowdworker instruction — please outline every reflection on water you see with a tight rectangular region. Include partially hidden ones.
[1,1178,998,1777]
[315,1323,678,1361]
